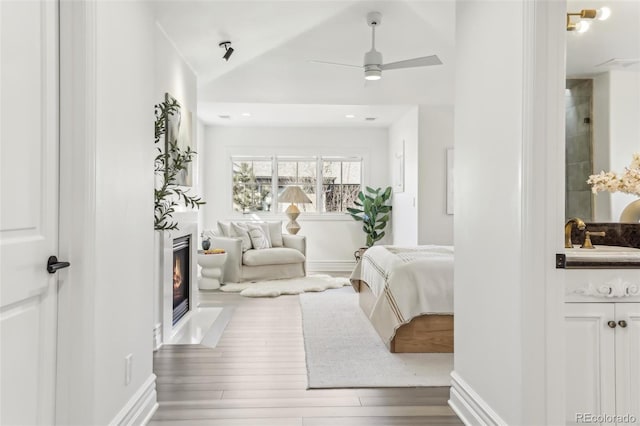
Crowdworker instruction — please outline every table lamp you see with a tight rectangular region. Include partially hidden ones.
[279,186,312,235]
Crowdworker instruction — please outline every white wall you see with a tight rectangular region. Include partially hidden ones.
[387,106,454,247]
[94,3,156,423]
[608,70,640,220]
[593,70,640,221]
[418,105,454,245]
[197,119,207,235]
[452,1,566,424]
[154,21,200,200]
[389,107,419,246]
[453,1,525,423]
[201,126,389,268]
[593,72,612,221]
[58,1,157,424]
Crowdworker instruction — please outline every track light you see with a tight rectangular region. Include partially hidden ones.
[219,41,234,61]
[566,7,611,32]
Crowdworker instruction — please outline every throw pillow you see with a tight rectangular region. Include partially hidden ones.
[217,221,231,237]
[247,224,270,250]
[230,222,252,252]
[257,223,272,247]
[267,221,284,247]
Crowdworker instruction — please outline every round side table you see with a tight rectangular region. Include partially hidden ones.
[197,252,227,290]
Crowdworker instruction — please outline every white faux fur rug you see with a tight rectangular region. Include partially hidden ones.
[220,274,350,297]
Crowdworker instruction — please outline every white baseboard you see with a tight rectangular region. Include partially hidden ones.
[153,323,162,351]
[110,374,158,426]
[449,371,507,426]
[308,260,356,272]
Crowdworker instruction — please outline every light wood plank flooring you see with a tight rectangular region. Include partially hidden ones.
[149,287,462,426]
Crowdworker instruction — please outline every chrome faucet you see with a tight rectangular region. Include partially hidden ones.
[564,217,586,248]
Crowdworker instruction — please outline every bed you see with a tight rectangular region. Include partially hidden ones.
[349,245,454,353]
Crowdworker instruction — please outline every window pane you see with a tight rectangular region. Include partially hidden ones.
[232,160,272,213]
[277,160,316,212]
[342,161,361,184]
[321,160,361,212]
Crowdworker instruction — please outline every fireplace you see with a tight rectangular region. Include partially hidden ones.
[156,216,198,348]
[172,235,190,325]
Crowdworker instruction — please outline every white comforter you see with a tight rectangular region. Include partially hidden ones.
[350,245,454,345]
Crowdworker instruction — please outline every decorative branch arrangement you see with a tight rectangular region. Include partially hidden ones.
[588,153,640,196]
[347,186,392,247]
[154,97,204,230]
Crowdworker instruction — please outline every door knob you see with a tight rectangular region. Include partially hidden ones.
[618,320,628,328]
[607,321,617,328]
[47,256,70,274]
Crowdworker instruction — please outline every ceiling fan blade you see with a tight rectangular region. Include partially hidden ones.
[308,60,362,69]
[380,55,442,71]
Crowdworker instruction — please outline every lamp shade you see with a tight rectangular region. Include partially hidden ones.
[279,186,312,204]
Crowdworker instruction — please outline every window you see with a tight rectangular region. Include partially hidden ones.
[232,159,273,213]
[231,156,361,214]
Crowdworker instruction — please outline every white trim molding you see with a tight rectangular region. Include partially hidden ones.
[307,260,356,273]
[153,323,163,351]
[572,278,640,299]
[449,371,507,426]
[109,374,158,426]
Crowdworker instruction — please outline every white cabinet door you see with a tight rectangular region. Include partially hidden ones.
[615,303,640,426]
[0,1,59,424]
[565,303,617,426]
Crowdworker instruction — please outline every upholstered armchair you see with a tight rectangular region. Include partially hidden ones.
[203,224,306,283]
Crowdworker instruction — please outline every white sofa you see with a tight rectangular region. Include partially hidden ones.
[203,222,306,283]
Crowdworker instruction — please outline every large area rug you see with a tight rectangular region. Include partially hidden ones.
[221,274,350,297]
[300,287,453,388]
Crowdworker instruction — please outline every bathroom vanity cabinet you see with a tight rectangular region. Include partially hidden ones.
[565,302,639,426]
[563,265,640,426]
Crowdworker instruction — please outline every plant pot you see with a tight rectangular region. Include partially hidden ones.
[202,238,211,250]
[354,247,368,261]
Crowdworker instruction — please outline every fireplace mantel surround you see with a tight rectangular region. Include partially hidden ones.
[154,212,199,349]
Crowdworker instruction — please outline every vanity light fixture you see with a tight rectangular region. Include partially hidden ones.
[566,7,611,32]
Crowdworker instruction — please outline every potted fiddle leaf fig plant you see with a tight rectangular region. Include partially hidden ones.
[347,186,392,258]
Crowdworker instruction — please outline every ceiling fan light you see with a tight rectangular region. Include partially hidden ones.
[365,69,381,80]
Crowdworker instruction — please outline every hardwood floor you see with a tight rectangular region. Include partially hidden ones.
[149,285,462,426]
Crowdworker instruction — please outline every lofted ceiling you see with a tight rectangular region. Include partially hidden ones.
[155,1,455,126]
[566,0,640,77]
[156,1,639,126]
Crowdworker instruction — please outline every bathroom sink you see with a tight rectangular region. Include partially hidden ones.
[564,245,640,257]
[564,245,640,264]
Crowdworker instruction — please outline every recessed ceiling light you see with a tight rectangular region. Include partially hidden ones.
[241,112,251,117]
[365,117,377,121]
[218,115,231,119]
[345,114,355,118]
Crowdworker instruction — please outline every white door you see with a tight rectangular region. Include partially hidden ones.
[0,1,60,424]
[565,303,617,426]
[615,303,640,426]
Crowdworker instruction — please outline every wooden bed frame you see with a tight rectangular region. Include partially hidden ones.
[353,279,454,353]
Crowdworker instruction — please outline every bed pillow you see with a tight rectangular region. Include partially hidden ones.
[230,222,252,252]
[247,224,270,250]
[266,221,284,247]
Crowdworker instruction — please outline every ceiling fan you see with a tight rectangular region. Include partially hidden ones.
[310,12,442,81]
